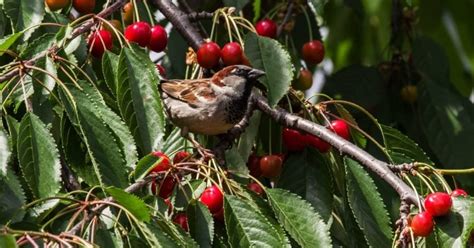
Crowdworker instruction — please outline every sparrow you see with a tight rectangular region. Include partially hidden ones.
[159,65,265,136]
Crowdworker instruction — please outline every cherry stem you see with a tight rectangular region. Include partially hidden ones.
[300,5,313,41]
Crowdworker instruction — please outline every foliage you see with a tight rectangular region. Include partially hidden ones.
[0,0,473,247]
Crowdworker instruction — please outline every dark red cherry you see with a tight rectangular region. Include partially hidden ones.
[124,22,152,47]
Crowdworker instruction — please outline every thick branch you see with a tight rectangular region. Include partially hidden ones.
[155,0,418,204]
[0,0,127,83]
[153,0,204,50]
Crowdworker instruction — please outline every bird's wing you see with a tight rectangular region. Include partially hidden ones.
[160,79,216,107]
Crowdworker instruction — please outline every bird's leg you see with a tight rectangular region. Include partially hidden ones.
[180,127,215,159]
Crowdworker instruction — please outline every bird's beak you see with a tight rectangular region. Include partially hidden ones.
[248,68,265,79]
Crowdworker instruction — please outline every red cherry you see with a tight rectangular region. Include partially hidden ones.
[151,176,176,198]
[46,0,70,11]
[255,19,277,38]
[173,151,190,164]
[200,185,224,214]
[73,0,95,14]
[221,42,243,65]
[173,213,189,231]
[156,64,166,77]
[148,25,168,52]
[305,134,331,153]
[282,128,307,152]
[301,40,324,65]
[424,192,452,216]
[247,182,264,195]
[451,189,468,197]
[247,154,262,177]
[330,120,350,140]
[213,207,224,222]
[150,151,171,173]
[259,155,283,178]
[410,212,434,237]
[125,22,152,47]
[196,42,221,69]
[88,29,113,58]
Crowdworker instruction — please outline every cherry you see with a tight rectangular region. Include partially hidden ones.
[301,40,324,65]
[221,42,243,65]
[400,85,418,104]
[173,213,189,231]
[46,0,69,11]
[424,192,452,216]
[148,25,168,52]
[247,182,264,195]
[247,154,262,177]
[200,185,224,214]
[156,64,166,77]
[282,128,307,152]
[255,19,277,38]
[305,134,331,153]
[410,212,434,237]
[150,151,171,173]
[122,2,134,24]
[260,155,283,178]
[151,176,176,199]
[330,120,350,140]
[125,22,152,47]
[173,151,190,164]
[293,68,313,91]
[451,189,468,197]
[73,0,95,14]
[88,30,113,58]
[196,42,221,69]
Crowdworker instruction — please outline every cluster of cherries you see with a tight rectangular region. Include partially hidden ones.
[87,20,168,58]
[149,151,250,231]
[254,19,325,91]
[410,189,468,237]
[246,120,350,180]
[196,42,246,69]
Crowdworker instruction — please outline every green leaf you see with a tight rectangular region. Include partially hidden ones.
[0,169,26,225]
[117,46,166,153]
[237,110,261,161]
[434,196,474,247]
[3,0,45,40]
[144,222,181,248]
[161,127,188,155]
[266,188,332,247]
[106,187,150,222]
[309,0,329,16]
[225,146,249,177]
[244,32,294,107]
[19,33,55,59]
[175,180,206,209]
[381,124,433,164]
[0,32,23,56]
[344,158,392,248]
[0,128,11,176]
[154,217,199,247]
[277,148,334,222]
[418,80,474,186]
[187,201,214,247]
[252,0,261,23]
[17,112,61,198]
[94,229,123,248]
[322,65,386,110]
[102,51,120,97]
[224,195,284,247]
[59,81,132,188]
[0,234,18,248]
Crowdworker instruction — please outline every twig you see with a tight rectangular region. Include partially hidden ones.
[0,0,127,83]
[188,11,214,21]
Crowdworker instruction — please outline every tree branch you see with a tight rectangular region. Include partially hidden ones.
[153,0,418,204]
[0,0,127,83]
